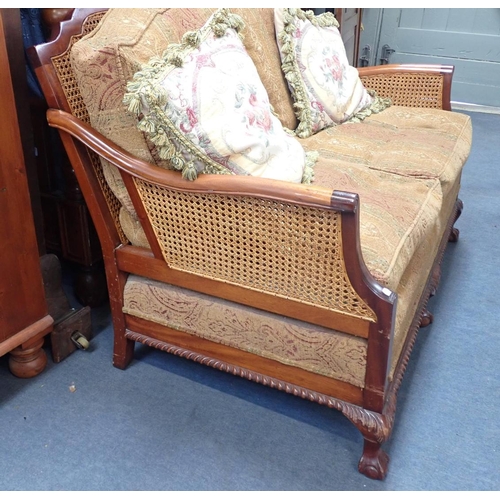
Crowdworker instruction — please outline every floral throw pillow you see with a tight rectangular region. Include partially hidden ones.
[274,8,390,138]
[123,8,317,183]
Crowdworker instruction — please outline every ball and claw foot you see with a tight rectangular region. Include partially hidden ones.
[420,310,434,328]
[449,227,460,242]
[358,440,389,480]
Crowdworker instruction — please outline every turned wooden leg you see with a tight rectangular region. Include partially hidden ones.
[358,439,389,480]
[419,310,434,328]
[9,339,47,378]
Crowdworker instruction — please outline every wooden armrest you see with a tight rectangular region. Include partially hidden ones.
[47,108,343,209]
[359,63,454,111]
[47,108,392,336]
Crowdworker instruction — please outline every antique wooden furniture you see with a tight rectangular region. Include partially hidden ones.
[29,8,471,479]
[0,9,53,377]
[23,7,107,308]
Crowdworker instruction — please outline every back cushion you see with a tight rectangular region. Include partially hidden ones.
[70,8,297,214]
[70,8,216,213]
[232,8,297,131]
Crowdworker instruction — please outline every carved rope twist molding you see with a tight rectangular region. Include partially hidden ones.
[125,331,390,442]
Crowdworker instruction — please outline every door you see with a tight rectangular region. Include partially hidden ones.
[334,8,362,67]
[361,8,500,107]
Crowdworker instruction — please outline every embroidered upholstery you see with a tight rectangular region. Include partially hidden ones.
[273,8,388,137]
[123,275,368,388]
[123,9,314,183]
[299,106,472,199]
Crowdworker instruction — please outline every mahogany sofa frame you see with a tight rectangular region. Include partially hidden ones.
[29,8,462,480]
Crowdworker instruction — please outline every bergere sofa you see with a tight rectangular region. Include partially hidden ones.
[29,8,472,480]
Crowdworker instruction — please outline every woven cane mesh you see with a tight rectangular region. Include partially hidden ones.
[361,72,444,109]
[134,179,376,321]
[50,11,105,121]
[49,10,128,244]
[87,150,128,244]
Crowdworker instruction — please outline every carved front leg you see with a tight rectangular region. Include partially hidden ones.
[449,198,464,243]
[336,403,392,480]
[358,438,390,480]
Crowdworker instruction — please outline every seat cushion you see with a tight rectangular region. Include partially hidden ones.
[388,173,462,382]
[299,106,472,199]
[123,275,368,388]
[312,160,443,291]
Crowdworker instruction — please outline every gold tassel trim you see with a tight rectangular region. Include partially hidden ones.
[123,8,244,180]
[277,8,341,139]
[346,89,392,123]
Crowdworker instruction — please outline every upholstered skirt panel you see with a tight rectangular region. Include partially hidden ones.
[123,276,368,388]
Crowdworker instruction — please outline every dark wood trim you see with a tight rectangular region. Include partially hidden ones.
[57,132,123,252]
[27,8,108,113]
[116,245,371,338]
[56,132,132,367]
[334,191,396,413]
[125,314,364,406]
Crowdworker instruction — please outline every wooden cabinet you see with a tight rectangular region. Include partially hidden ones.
[30,98,107,307]
[0,9,53,377]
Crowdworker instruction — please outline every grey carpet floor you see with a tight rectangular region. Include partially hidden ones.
[0,110,498,491]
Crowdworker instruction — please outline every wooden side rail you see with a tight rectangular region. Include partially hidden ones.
[359,63,454,110]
